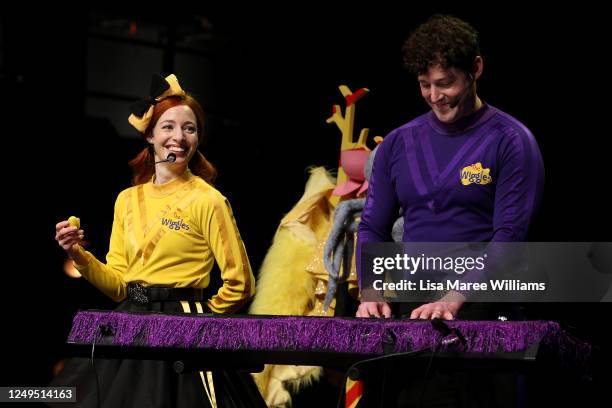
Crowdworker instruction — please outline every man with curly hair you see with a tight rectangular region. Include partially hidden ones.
[357,15,544,323]
[353,14,545,407]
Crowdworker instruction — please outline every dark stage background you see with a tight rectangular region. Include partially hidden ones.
[1,5,610,405]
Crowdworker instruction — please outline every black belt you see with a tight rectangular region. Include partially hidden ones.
[127,282,204,304]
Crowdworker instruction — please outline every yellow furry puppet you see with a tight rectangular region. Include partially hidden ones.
[249,86,379,407]
[249,166,335,405]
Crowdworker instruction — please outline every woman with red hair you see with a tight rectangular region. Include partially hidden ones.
[53,73,264,407]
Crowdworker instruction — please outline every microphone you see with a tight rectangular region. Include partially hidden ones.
[154,153,176,164]
[447,88,468,109]
[447,73,474,109]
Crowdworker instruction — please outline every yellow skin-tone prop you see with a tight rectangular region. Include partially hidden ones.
[68,216,80,229]
[63,216,83,278]
[68,216,82,250]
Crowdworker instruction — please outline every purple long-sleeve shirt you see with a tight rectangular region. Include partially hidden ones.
[357,104,544,281]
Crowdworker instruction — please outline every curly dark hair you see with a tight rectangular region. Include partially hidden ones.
[402,15,480,76]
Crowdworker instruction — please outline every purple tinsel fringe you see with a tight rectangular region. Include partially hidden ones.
[67,310,590,368]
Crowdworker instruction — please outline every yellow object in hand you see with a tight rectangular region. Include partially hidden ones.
[68,216,81,229]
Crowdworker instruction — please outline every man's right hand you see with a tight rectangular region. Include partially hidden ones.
[356,301,392,318]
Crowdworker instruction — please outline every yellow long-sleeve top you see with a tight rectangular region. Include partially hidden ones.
[73,170,255,313]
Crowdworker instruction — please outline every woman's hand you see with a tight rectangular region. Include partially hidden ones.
[55,218,84,259]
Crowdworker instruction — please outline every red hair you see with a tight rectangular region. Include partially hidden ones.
[128,95,217,185]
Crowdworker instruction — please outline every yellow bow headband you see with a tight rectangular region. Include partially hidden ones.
[128,74,186,133]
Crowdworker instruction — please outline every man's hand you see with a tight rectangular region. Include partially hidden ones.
[409,291,466,320]
[356,301,392,318]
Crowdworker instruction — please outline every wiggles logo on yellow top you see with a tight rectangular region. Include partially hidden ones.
[460,162,492,186]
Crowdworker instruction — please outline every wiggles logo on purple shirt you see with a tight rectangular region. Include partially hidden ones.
[460,162,492,186]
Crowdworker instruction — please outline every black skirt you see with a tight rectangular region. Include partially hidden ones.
[49,299,266,408]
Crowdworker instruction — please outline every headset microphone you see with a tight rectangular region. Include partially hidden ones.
[154,153,177,164]
[447,73,474,109]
